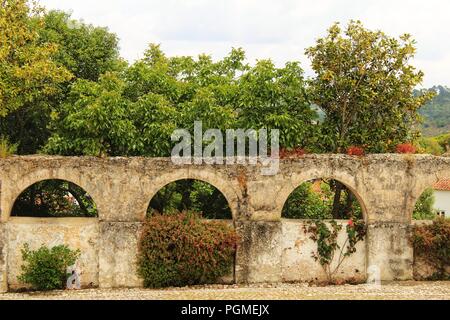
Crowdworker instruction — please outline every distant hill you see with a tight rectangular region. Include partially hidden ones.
[310,87,450,137]
[419,85,450,137]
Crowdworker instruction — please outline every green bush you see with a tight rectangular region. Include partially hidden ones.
[412,218,450,280]
[282,180,363,220]
[137,212,239,288]
[282,181,331,219]
[18,244,80,291]
[413,188,437,220]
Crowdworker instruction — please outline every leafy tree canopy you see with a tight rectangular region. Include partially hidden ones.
[306,20,435,153]
[0,0,72,118]
[44,44,317,156]
[0,5,122,154]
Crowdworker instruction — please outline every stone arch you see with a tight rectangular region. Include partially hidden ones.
[4,168,102,221]
[138,168,241,221]
[275,169,368,221]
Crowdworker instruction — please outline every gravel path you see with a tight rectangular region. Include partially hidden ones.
[1,281,449,300]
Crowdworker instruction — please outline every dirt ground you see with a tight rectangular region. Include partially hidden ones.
[0,281,449,300]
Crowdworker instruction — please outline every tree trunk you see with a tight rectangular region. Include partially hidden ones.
[331,181,344,219]
[343,190,355,218]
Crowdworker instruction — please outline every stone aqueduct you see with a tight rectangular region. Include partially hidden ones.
[0,154,449,291]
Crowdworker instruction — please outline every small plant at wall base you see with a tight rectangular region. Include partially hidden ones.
[305,219,367,284]
[18,244,80,291]
[137,212,239,288]
[412,218,450,280]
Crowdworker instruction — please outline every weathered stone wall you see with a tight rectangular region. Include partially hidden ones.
[0,154,448,291]
[234,220,367,284]
[6,218,99,289]
[281,220,366,283]
[98,222,142,288]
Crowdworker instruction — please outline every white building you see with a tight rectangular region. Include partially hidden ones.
[433,179,450,218]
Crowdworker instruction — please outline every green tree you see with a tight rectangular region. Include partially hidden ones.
[40,10,122,82]
[413,188,437,220]
[306,20,434,154]
[0,0,72,118]
[282,181,331,219]
[0,7,122,154]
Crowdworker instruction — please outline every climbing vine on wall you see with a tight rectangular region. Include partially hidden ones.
[304,219,367,283]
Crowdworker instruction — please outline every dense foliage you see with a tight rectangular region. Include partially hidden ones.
[137,212,238,288]
[306,21,434,154]
[43,45,317,157]
[412,218,450,280]
[282,180,363,220]
[148,179,232,219]
[0,0,72,119]
[0,4,121,154]
[18,244,80,291]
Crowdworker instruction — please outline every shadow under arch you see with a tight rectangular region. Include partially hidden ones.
[278,175,368,222]
[11,178,98,218]
[146,178,234,220]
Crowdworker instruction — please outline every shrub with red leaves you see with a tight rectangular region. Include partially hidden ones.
[396,143,417,154]
[137,212,239,288]
[280,148,307,159]
[346,146,365,156]
[412,218,450,279]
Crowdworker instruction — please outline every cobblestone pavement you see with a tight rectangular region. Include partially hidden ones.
[1,281,449,300]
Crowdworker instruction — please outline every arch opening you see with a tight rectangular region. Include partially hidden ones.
[11,179,98,218]
[147,179,233,220]
[282,178,364,220]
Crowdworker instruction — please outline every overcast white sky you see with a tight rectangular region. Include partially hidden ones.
[40,0,450,88]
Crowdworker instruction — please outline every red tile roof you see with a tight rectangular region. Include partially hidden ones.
[433,179,450,191]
